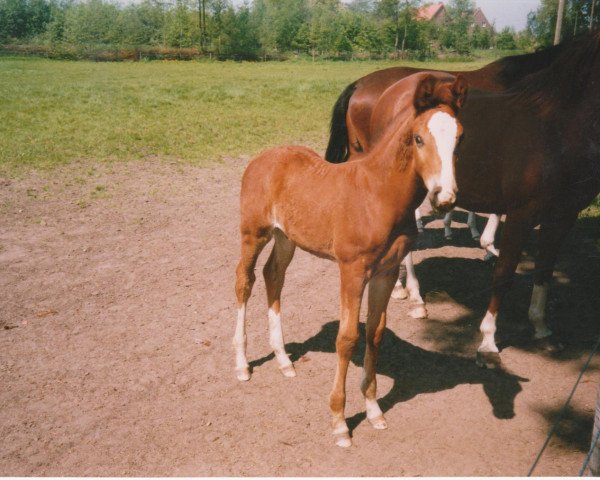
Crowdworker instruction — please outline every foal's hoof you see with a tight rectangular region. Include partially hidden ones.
[235,367,251,381]
[391,286,409,300]
[333,431,352,448]
[533,336,565,354]
[444,234,453,241]
[476,351,502,369]
[368,415,388,430]
[409,305,428,319]
[472,235,481,241]
[279,364,297,378]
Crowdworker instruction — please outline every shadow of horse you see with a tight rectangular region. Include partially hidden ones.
[250,320,528,434]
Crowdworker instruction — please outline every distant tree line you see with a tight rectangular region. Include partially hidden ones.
[0,0,598,60]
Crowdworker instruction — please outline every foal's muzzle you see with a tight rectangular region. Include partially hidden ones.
[429,188,456,212]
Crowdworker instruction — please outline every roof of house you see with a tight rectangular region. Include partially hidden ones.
[473,7,491,27]
[416,2,445,21]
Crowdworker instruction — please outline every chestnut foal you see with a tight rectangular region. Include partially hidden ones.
[234,74,466,447]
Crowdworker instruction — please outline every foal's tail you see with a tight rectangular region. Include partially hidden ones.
[324,81,357,164]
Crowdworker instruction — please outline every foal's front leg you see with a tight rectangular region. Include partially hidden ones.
[330,263,366,448]
[361,265,399,430]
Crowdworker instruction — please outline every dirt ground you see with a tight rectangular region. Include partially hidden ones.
[1,158,599,476]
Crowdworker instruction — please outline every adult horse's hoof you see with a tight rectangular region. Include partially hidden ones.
[236,367,251,381]
[334,431,352,448]
[279,364,297,378]
[533,336,565,354]
[476,351,502,369]
[391,285,409,300]
[409,305,428,319]
[368,415,388,430]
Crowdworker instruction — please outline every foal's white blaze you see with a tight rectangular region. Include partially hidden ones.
[528,283,552,339]
[478,310,499,353]
[427,111,458,204]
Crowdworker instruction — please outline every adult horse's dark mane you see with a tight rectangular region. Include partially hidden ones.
[493,41,565,87]
[511,31,600,115]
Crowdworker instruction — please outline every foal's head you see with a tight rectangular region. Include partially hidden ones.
[408,74,467,211]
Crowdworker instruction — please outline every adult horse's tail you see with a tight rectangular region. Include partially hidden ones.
[324,82,356,164]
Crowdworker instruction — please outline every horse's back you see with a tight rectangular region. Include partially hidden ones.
[241,146,325,223]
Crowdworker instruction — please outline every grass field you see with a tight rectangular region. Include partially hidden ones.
[0,56,491,175]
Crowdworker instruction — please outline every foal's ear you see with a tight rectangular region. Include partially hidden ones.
[451,75,468,110]
[413,74,438,113]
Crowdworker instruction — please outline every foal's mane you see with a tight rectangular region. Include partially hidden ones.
[509,31,600,115]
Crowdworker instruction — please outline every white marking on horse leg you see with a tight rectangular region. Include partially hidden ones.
[332,419,352,448]
[404,251,427,319]
[467,211,480,239]
[529,283,552,339]
[233,305,251,381]
[365,398,387,429]
[391,277,408,300]
[443,211,453,239]
[478,310,499,353]
[428,111,458,206]
[415,208,424,232]
[480,214,500,253]
[268,308,295,377]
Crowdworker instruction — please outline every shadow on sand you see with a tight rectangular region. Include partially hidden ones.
[251,320,528,434]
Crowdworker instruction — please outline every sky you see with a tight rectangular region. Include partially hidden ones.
[443,0,541,31]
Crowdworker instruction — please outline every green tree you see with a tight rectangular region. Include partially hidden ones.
[471,24,491,49]
[164,0,197,48]
[496,26,516,49]
[441,0,474,55]
[0,0,52,42]
[255,0,308,55]
[62,0,121,45]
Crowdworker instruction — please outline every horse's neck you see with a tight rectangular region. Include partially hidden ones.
[357,127,423,214]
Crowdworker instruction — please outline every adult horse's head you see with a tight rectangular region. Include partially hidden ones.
[409,74,467,211]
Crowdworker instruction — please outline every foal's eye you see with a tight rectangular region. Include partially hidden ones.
[415,135,424,147]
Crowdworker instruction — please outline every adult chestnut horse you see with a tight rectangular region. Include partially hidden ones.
[325,32,600,367]
[235,73,467,447]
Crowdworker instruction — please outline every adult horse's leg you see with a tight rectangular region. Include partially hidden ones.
[528,211,578,345]
[395,252,427,319]
[234,229,272,381]
[480,214,501,257]
[330,262,366,447]
[263,229,297,377]
[467,211,481,240]
[405,251,427,318]
[443,210,454,239]
[361,264,399,431]
[477,206,538,368]
[415,208,424,233]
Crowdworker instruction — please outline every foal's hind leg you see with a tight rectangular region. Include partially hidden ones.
[234,229,272,381]
[263,230,297,378]
[361,265,399,431]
